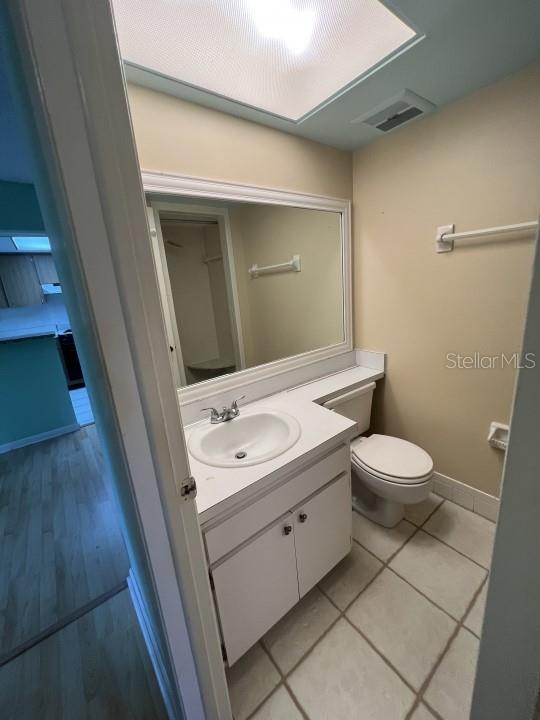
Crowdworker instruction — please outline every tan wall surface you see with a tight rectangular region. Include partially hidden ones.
[127,84,352,199]
[353,63,540,496]
[229,204,343,367]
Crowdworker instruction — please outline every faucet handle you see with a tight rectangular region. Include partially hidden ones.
[201,407,221,423]
[230,395,246,412]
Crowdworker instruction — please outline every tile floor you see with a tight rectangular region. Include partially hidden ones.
[226,495,495,720]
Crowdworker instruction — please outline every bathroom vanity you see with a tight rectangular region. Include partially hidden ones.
[186,365,384,665]
[204,443,350,664]
[149,172,386,666]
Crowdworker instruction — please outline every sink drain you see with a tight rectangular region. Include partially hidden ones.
[235,450,247,460]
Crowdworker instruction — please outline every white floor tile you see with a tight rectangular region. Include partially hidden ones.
[250,686,303,720]
[389,531,486,619]
[347,569,456,690]
[405,494,444,526]
[288,618,415,720]
[424,628,479,720]
[226,643,280,720]
[423,502,495,568]
[319,542,382,610]
[352,512,416,562]
[464,581,488,636]
[262,587,339,674]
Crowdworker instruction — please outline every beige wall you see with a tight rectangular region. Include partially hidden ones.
[127,84,352,199]
[128,65,538,498]
[229,204,343,367]
[353,63,540,496]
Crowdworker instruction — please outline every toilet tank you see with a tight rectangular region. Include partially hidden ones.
[322,381,376,435]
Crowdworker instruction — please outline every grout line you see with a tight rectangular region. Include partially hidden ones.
[419,525,492,571]
[267,611,344,682]
[405,496,445,528]
[243,677,284,720]
[248,642,311,720]
[385,566,463,624]
[250,502,436,695]
[405,574,489,720]
[262,501,447,715]
[352,501,487,623]
[239,497,489,720]
[282,679,310,720]
[342,613,418,697]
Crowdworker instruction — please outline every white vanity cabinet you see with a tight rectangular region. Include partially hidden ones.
[294,472,351,598]
[211,512,299,666]
[204,444,352,665]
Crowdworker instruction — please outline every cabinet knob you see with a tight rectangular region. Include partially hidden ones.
[283,524,293,536]
[298,512,308,523]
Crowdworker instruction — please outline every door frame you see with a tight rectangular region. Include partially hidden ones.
[5,1,231,718]
[149,200,246,383]
[9,1,540,718]
[471,226,540,718]
[146,204,187,387]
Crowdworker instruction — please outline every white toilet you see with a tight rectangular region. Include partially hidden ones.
[324,382,434,528]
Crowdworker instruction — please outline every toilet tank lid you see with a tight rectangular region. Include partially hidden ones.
[351,434,433,480]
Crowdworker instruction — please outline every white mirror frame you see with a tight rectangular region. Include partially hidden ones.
[142,171,352,405]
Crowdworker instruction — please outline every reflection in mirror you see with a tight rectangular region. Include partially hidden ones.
[149,198,344,387]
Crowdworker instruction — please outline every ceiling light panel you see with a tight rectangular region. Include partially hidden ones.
[113,0,417,122]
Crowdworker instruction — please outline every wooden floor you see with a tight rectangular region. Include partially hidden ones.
[0,589,168,720]
[0,426,129,657]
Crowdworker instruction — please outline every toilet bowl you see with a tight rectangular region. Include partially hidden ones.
[350,434,433,527]
[323,382,434,528]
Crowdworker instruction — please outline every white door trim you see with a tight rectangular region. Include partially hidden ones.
[142,171,353,405]
[220,206,247,370]
[471,227,540,718]
[150,200,246,379]
[147,204,188,387]
[7,1,231,718]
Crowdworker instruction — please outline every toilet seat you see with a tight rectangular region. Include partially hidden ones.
[351,434,433,485]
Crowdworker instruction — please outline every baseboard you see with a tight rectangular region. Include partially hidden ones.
[127,570,177,720]
[433,471,499,522]
[0,423,80,454]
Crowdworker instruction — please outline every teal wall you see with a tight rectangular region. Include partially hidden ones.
[0,179,45,233]
[0,335,76,445]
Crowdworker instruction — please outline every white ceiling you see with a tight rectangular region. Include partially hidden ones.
[113,0,417,121]
[117,0,540,150]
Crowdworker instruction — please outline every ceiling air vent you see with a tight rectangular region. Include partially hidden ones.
[351,90,435,132]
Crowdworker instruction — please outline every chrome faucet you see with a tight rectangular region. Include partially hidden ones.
[201,396,246,424]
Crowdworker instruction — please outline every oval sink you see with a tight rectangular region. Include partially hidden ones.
[188,408,301,467]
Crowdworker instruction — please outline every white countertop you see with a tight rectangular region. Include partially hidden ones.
[281,364,384,404]
[188,364,384,525]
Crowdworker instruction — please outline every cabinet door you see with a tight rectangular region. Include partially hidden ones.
[0,255,43,307]
[294,473,352,598]
[212,513,299,665]
[33,254,59,284]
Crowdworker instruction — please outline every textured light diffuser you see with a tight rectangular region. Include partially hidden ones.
[112,0,417,121]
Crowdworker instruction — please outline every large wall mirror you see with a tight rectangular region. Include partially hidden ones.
[144,174,351,394]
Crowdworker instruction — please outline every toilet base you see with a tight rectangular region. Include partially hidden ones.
[352,493,404,528]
